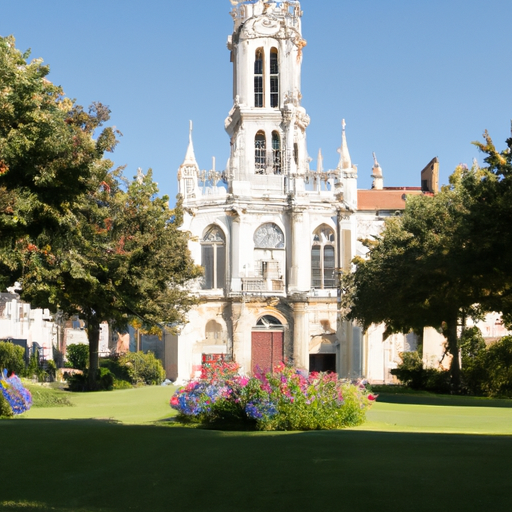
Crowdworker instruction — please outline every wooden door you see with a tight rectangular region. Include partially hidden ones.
[251,331,283,374]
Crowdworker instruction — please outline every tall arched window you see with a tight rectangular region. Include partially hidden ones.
[311,225,336,289]
[255,131,266,174]
[271,131,281,175]
[254,48,264,108]
[201,226,226,290]
[270,48,279,108]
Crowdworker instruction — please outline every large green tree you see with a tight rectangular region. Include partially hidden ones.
[345,169,485,390]
[0,35,118,289]
[0,36,202,388]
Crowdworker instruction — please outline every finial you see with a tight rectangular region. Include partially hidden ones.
[337,119,352,170]
[317,148,323,173]
[342,119,346,131]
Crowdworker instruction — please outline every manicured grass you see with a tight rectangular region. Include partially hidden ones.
[1,387,512,511]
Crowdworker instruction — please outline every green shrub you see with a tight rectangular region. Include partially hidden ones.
[113,378,133,390]
[391,351,450,393]
[97,367,114,391]
[0,392,13,418]
[0,341,25,375]
[65,367,115,392]
[66,344,89,371]
[119,351,165,386]
[100,357,130,381]
[463,336,512,397]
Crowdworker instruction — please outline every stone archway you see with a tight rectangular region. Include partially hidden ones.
[251,315,284,374]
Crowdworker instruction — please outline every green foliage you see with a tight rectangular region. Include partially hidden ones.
[460,327,486,364]
[463,336,512,397]
[0,391,13,417]
[119,351,165,386]
[97,367,114,391]
[391,351,451,394]
[66,344,89,371]
[0,37,202,391]
[0,341,25,375]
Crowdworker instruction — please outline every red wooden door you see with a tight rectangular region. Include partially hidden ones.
[251,331,283,374]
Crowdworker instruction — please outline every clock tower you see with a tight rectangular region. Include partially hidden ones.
[225,0,310,196]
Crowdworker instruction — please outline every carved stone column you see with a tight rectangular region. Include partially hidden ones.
[289,207,308,292]
[292,301,309,370]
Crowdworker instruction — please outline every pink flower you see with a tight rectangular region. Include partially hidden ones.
[367,394,377,401]
[170,396,179,406]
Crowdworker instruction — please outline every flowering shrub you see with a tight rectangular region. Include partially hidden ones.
[170,362,376,431]
[0,369,33,416]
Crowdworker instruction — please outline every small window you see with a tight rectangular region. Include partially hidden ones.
[311,225,336,289]
[201,226,226,290]
[271,131,281,175]
[254,48,264,108]
[255,131,266,174]
[293,143,299,167]
[270,48,279,108]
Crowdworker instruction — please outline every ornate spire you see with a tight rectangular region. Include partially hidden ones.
[371,152,384,190]
[317,148,323,173]
[337,119,352,170]
[181,120,198,167]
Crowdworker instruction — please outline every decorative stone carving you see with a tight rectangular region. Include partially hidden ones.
[254,223,285,249]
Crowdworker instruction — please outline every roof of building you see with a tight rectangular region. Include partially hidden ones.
[357,188,425,211]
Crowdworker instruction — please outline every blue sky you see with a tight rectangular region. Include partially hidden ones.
[1,0,511,202]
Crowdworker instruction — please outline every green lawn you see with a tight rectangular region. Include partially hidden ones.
[1,386,512,512]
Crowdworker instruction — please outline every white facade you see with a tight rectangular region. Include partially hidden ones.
[0,293,56,361]
[170,0,432,383]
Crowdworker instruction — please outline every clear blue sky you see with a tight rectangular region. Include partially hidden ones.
[2,0,511,202]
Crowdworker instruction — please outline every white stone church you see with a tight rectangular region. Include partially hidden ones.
[166,0,443,384]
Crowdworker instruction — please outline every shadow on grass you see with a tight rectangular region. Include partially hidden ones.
[1,418,512,512]
[375,392,512,408]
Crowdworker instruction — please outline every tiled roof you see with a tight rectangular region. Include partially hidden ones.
[357,189,424,211]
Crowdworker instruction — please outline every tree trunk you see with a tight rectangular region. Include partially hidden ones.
[444,315,461,393]
[86,312,101,391]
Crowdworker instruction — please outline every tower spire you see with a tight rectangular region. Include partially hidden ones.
[371,152,384,190]
[337,119,352,170]
[182,120,198,166]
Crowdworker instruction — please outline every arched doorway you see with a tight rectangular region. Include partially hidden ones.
[251,315,284,374]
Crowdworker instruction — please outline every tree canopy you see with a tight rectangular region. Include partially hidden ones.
[0,36,202,387]
[345,129,512,390]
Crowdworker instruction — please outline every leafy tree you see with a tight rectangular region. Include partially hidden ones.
[464,129,512,322]
[345,172,485,391]
[0,36,118,291]
[1,36,202,389]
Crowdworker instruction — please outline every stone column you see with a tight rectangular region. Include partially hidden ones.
[292,301,309,370]
[230,208,243,292]
[289,207,308,292]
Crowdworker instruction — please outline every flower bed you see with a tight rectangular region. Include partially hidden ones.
[170,362,376,431]
[0,369,33,416]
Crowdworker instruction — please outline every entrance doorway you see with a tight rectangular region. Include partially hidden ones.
[309,353,336,373]
[251,315,284,374]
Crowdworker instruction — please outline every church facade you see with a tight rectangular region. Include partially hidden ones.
[167,0,440,383]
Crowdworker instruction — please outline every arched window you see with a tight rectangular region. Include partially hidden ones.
[205,320,224,342]
[271,131,281,175]
[311,225,336,289]
[255,131,266,174]
[270,48,279,108]
[201,226,226,290]
[254,48,264,108]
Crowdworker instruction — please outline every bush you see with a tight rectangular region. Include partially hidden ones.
[65,367,115,392]
[66,344,89,371]
[0,341,25,375]
[170,362,376,431]
[391,351,450,393]
[119,352,165,386]
[0,392,13,417]
[463,336,512,397]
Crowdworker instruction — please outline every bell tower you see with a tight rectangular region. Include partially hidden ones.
[225,0,310,196]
